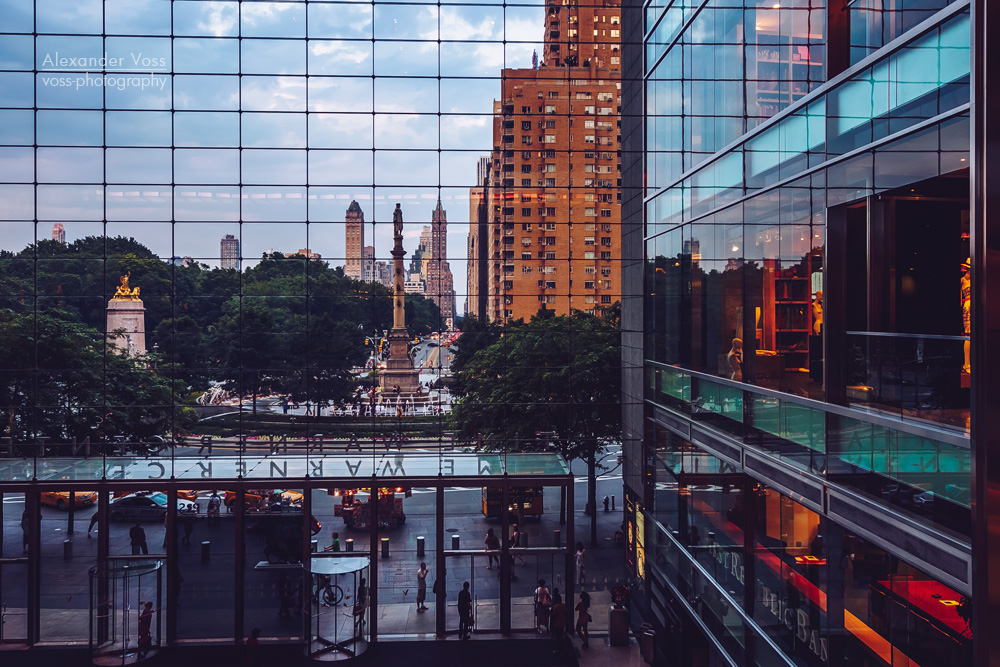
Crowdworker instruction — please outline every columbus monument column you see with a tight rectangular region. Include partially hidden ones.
[378,204,421,396]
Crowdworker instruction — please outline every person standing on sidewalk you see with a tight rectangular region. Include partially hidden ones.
[533,579,551,633]
[550,590,566,654]
[416,562,429,612]
[130,522,148,555]
[575,542,587,586]
[575,591,591,649]
[458,581,473,639]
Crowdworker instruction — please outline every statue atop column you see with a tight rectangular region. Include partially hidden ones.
[379,203,420,396]
[393,203,404,240]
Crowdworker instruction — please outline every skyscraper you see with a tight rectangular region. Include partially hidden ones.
[425,200,456,329]
[220,234,239,270]
[483,0,621,322]
[345,200,365,281]
[467,156,491,322]
[51,223,65,244]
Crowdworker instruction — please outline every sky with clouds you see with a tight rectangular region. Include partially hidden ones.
[0,0,549,314]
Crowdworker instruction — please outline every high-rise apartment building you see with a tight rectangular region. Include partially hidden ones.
[425,200,456,328]
[220,234,239,270]
[344,200,365,281]
[622,2,990,666]
[483,0,621,322]
[51,223,65,244]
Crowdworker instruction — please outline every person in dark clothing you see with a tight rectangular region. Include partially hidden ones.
[245,628,262,667]
[182,514,195,546]
[137,601,154,658]
[21,510,29,554]
[550,590,566,654]
[130,522,148,555]
[458,581,473,639]
[485,528,501,570]
[87,510,99,538]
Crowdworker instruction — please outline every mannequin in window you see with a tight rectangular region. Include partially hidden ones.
[811,290,823,335]
[962,258,971,374]
[727,338,743,382]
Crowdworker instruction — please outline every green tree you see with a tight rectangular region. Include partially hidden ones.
[451,311,621,545]
[0,309,191,448]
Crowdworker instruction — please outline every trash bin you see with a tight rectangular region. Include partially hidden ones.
[640,623,656,664]
[609,606,629,646]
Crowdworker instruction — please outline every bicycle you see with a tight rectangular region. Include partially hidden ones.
[317,575,345,607]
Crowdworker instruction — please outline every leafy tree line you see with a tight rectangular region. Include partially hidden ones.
[451,309,622,545]
[0,236,444,439]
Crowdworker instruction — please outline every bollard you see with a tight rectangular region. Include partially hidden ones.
[451,534,460,550]
[416,536,425,558]
[553,529,561,547]
[63,539,73,560]
[346,538,354,552]
[381,537,390,558]
[611,495,616,511]
[201,540,210,563]
[520,531,528,548]
[311,540,318,553]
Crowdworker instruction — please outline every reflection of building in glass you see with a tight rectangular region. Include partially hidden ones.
[623,3,979,667]
[425,200,456,329]
[345,201,365,281]
[220,234,239,270]
[51,223,65,244]
[483,0,621,322]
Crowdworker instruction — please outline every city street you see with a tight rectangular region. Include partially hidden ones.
[0,446,628,643]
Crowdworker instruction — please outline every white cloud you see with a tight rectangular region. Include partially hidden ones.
[198,2,238,37]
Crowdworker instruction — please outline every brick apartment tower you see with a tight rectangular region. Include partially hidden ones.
[344,200,365,281]
[484,0,621,322]
[425,200,457,329]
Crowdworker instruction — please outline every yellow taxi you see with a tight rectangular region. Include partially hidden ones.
[40,491,98,510]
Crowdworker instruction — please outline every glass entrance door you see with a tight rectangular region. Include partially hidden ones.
[446,554,500,635]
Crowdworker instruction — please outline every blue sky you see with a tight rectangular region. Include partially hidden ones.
[0,0,550,311]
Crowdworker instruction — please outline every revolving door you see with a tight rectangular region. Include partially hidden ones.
[89,558,163,665]
[308,555,370,660]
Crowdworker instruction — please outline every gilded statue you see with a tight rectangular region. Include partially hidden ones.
[112,272,141,300]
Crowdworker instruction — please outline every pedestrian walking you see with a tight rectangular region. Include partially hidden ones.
[575,542,587,586]
[458,581,473,639]
[485,528,500,570]
[182,513,195,546]
[129,521,148,555]
[137,601,154,658]
[575,591,591,649]
[323,531,341,552]
[87,510,99,538]
[416,562,429,612]
[20,510,29,554]
[533,578,551,633]
[354,577,368,635]
[550,590,566,653]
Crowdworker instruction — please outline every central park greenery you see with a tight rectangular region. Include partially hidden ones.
[0,236,443,443]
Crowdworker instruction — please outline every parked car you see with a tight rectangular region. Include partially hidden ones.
[224,489,303,511]
[40,491,98,511]
[109,492,197,522]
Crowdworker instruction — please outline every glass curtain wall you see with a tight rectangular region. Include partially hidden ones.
[0,0,619,651]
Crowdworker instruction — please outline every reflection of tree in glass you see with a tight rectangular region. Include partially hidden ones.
[451,309,622,546]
